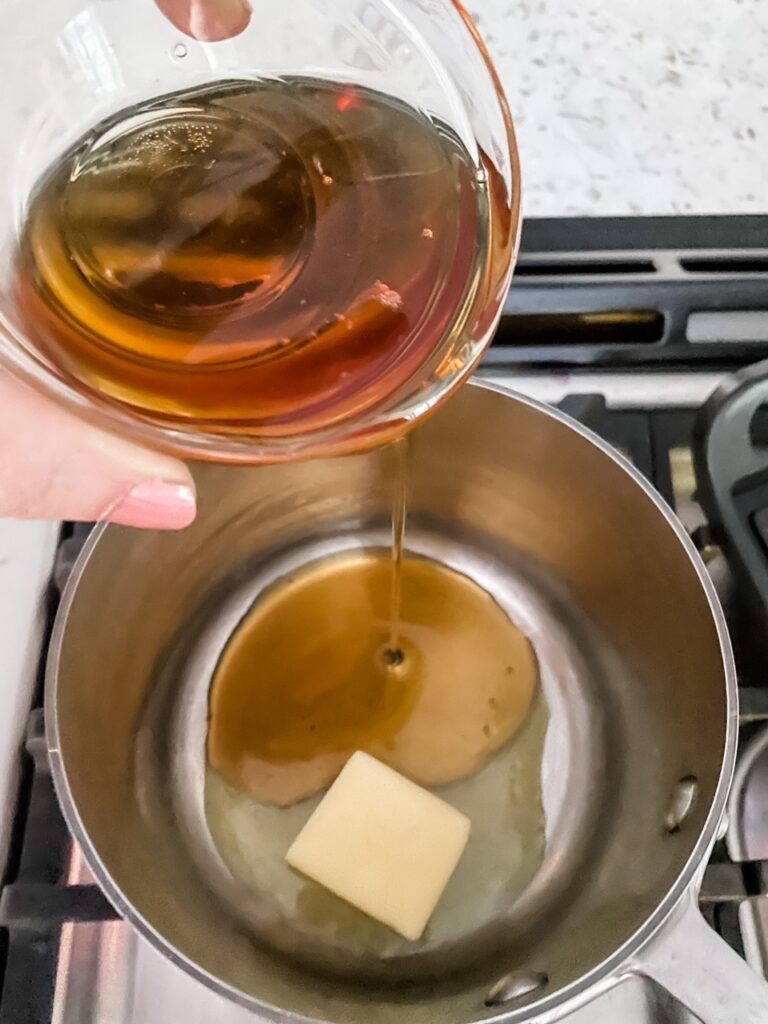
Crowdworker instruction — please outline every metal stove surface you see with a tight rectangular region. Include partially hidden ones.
[50,853,679,1024]
[49,930,676,1024]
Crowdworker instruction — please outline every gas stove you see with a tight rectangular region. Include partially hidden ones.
[2,215,768,1024]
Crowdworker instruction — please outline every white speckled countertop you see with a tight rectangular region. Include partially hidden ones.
[470,0,768,217]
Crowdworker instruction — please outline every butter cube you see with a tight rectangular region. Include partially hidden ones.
[286,751,470,941]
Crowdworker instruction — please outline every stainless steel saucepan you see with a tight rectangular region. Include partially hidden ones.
[46,381,768,1023]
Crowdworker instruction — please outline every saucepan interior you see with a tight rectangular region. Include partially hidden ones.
[47,382,730,1024]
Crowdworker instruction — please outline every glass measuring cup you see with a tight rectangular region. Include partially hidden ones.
[0,0,520,462]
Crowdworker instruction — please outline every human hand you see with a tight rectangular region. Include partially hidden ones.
[0,0,258,527]
[0,372,196,528]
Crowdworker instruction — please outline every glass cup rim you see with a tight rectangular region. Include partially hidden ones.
[0,0,522,463]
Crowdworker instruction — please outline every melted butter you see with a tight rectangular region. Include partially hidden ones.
[204,693,549,958]
[208,553,538,806]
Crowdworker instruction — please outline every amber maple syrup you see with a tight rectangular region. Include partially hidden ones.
[383,437,409,667]
[14,77,509,440]
[208,552,538,807]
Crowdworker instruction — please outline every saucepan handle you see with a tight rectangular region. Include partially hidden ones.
[629,890,768,1023]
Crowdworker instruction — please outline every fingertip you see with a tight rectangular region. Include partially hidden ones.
[155,0,253,42]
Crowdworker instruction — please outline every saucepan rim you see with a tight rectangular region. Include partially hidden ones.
[44,378,737,1023]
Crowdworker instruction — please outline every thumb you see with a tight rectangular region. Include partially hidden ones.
[154,0,253,41]
[0,371,196,529]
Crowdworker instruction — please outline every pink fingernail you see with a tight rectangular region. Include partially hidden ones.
[109,481,196,530]
[154,0,252,41]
